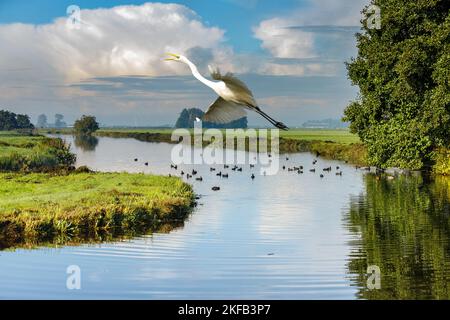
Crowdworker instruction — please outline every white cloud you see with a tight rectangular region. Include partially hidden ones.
[254,18,315,59]
[0,3,241,124]
[253,0,369,75]
[0,3,229,82]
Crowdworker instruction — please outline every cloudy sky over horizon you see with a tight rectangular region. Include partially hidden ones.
[0,0,369,127]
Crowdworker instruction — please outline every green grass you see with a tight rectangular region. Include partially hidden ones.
[0,132,44,148]
[40,127,359,143]
[0,131,75,172]
[0,131,195,249]
[279,129,360,144]
[0,172,194,249]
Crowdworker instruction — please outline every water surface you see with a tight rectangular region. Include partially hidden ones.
[0,135,449,299]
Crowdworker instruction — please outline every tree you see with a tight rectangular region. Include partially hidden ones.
[37,114,48,128]
[175,108,248,129]
[0,110,33,130]
[16,114,34,129]
[343,0,450,169]
[73,115,99,135]
[0,110,18,130]
[175,109,190,128]
[54,114,67,128]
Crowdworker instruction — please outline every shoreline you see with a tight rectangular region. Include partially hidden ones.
[41,128,449,175]
[44,128,368,164]
[0,172,195,250]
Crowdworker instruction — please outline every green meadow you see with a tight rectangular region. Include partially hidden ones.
[0,131,194,248]
[41,127,359,143]
[0,172,193,248]
[0,131,76,172]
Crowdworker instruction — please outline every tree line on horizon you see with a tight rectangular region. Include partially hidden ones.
[36,113,67,129]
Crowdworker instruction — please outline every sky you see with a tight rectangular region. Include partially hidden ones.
[0,0,370,127]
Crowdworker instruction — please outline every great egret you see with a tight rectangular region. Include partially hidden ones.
[165,53,288,130]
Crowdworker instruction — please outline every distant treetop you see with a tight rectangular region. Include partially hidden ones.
[175,108,247,129]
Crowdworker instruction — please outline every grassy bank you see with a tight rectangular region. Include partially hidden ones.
[0,131,75,172]
[0,172,194,249]
[0,131,195,249]
[278,139,368,165]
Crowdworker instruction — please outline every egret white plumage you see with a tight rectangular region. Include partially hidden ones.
[165,53,288,130]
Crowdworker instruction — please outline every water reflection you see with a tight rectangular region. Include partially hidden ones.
[2,135,449,299]
[73,134,98,151]
[345,174,450,299]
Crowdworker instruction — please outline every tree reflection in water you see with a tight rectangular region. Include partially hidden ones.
[345,174,450,299]
[74,134,99,151]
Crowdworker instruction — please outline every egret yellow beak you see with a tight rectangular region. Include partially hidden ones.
[164,52,180,61]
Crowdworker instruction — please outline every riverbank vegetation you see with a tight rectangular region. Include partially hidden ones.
[41,127,449,173]
[0,131,195,249]
[0,172,194,249]
[94,128,368,164]
[0,131,75,172]
[101,128,369,165]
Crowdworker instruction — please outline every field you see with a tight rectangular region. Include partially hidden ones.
[0,131,46,156]
[0,131,75,172]
[41,127,359,143]
[279,129,360,144]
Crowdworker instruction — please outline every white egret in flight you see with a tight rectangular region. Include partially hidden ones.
[165,53,288,130]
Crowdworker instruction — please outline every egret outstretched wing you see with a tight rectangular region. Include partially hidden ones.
[203,97,247,124]
[208,66,257,108]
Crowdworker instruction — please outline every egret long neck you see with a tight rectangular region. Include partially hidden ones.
[185,60,217,89]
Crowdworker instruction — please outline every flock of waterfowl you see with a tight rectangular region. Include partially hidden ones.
[133,154,348,192]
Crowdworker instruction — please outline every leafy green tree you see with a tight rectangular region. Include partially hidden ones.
[16,114,34,129]
[73,115,99,135]
[0,110,17,130]
[0,110,33,130]
[344,0,450,169]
